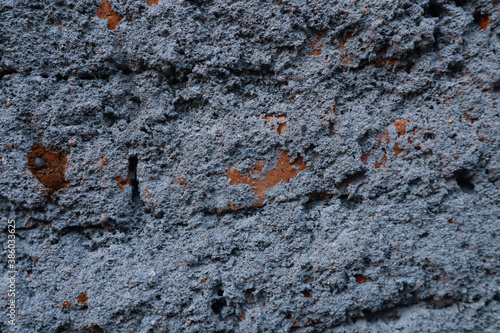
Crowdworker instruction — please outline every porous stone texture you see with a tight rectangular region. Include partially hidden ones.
[0,0,499,332]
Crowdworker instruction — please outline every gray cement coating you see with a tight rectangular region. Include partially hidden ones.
[0,0,499,332]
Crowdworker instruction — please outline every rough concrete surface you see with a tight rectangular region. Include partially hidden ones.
[0,0,499,332]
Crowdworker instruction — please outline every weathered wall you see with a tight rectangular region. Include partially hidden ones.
[0,0,499,332]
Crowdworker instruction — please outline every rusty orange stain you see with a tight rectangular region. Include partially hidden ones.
[393,120,411,157]
[478,14,491,30]
[265,116,287,135]
[309,33,324,56]
[377,130,389,148]
[379,57,396,67]
[408,127,417,143]
[342,174,364,191]
[360,151,371,164]
[374,154,387,169]
[98,157,108,169]
[114,175,131,192]
[147,0,159,5]
[62,301,71,308]
[302,291,312,299]
[394,143,403,157]
[465,115,478,124]
[310,48,322,56]
[394,119,411,138]
[342,55,351,65]
[338,33,353,49]
[355,274,368,284]
[227,203,243,211]
[177,176,188,186]
[226,151,307,208]
[97,0,123,30]
[27,143,69,193]
[338,33,353,65]
[77,292,88,305]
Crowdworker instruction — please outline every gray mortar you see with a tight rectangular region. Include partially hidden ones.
[0,0,499,332]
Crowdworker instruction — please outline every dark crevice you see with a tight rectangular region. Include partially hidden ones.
[456,173,475,194]
[362,307,400,322]
[54,323,72,333]
[0,68,17,79]
[447,62,464,78]
[55,73,68,81]
[128,156,141,203]
[211,298,226,315]
[339,194,364,210]
[493,78,500,92]
[423,132,436,140]
[304,192,333,210]
[59,223,115,236]
[337,171,367,193]
[452,0,469,7]
[89,324,104,333]
[424,1,446,18]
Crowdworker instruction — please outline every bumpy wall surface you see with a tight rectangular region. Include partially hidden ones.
[1,0,499,332]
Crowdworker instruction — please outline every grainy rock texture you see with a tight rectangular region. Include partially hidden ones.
[1,0,499,332]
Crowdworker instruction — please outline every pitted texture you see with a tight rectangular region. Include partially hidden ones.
[0,0,499,332]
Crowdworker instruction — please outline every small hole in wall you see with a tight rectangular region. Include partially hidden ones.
[492,79,500,92]
[217,289,224,297]
[425,2,445,18]
[447,62,463,78]
[211,298,226,315]
[456,175,474,194]
[89,324,104,333]
[453,0,469,7]
[245,289,253,298]
[424,133,436,140]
